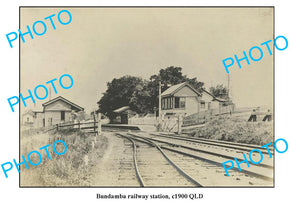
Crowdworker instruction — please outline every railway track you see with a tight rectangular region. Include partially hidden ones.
[135,134,273,167]
[151,133,274,154]
[127,133,273,183]
[116,133,203,187]
[149,133,274,168]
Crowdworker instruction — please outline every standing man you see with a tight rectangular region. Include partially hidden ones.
[248,109,257,122]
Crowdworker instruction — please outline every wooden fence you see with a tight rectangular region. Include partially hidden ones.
[182,106,234,127]
[46,120,98,133]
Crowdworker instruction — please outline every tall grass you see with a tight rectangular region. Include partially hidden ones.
[20,129,108,186]
[184,114,273,145]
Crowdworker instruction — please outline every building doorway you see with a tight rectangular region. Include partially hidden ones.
[61,111,65,121]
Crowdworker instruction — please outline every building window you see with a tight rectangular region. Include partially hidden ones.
[27,117,29,122]
[163,97,177,109]
[164,98,168,109]
[175,97,185,109]
[61,111,65,121]
[175,97,180,108]
[200,101,205,108]
[180,98,186,108]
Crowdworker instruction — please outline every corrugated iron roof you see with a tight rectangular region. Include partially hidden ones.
[113,106,130,113]
[42,96,84,112]
[161,82,202,97]
[161,82,186,97]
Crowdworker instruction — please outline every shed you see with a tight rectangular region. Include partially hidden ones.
[113,106,136,124]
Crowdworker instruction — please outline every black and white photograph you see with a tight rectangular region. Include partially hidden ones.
[20,7,274,187]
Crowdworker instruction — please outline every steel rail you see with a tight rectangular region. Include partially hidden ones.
[117,133,203,187]
[155,133,274,150]
[150,133,274,154]
[128,133,273,182]
[115,133,145,187]
[130,134,273,169]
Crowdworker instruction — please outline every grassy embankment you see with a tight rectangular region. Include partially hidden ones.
[183,114,273,145]
[20,129,108,186]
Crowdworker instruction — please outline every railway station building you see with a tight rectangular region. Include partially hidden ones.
[27,96,84,128]
[161,82,230,116]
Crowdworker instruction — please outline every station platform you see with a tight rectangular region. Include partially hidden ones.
[102,124,157,132]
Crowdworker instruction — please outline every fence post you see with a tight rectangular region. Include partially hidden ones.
[177,115,182,134]
[97,113,102,135]
[56,124,58,131]
[78,121,81,130]
[94,117,96,133]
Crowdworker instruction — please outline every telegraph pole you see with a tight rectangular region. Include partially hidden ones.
[158,79,162,130]
[97,108,101,136]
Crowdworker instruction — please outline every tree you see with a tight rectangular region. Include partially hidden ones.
[97,76,151,119]
[149,66,204,92]
[147,66,205,110]
[209,84,229,100]
[130,84,152,114]
[186,77,205,93]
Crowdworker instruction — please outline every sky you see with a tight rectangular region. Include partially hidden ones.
[20,7,273,113]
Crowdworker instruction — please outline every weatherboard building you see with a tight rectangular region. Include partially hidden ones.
[161,82,229,116]
[26,96,84,128]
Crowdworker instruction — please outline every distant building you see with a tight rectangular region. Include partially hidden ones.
[22,110,34,126]
[25,96,84,128]
[112,106,136,124]
[161,82,229,116]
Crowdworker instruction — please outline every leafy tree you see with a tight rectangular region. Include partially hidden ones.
[97,76,151,119]
[147,66,204,109]
[186,77,205,92]
[149,66,204,92]
[130,84,152,114]
[209,84,229,100]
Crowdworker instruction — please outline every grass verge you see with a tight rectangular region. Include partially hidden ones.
[20,129,108,186]
[183,114,273,145]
